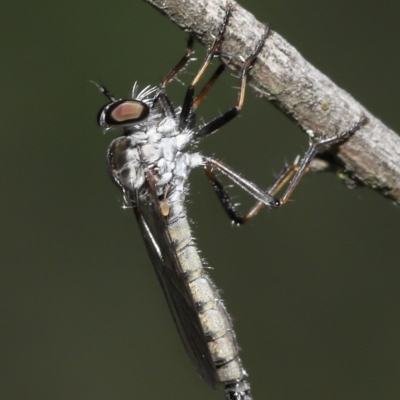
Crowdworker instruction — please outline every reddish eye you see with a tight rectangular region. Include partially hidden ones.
[111,101,147,122]
[98,99,150,127]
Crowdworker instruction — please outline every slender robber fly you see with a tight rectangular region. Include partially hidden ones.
[94,4,368,399]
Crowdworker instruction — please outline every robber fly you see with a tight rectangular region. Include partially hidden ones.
[94,3,368,399]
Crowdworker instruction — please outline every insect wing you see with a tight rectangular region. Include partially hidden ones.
[132,189,219,389]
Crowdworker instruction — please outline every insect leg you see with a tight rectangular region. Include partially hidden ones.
[203,156,280,210]
[278,114,369,205]
[205,160,296,225]
[180,3,236,130]
[151,36,195,118]
[204,115,369,224]
[195,24,270,138]
[184,63,226,130]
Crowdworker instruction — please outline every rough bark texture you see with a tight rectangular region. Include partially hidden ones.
[144,0,400,204]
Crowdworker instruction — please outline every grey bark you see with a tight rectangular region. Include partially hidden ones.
[144,0,400,204]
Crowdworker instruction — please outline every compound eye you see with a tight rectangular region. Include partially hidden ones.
[98,99,150,127]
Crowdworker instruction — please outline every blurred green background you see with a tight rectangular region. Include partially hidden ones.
[1,1,399,399]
